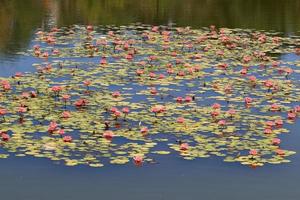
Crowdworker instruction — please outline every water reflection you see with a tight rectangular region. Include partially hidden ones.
[0,0,300,54]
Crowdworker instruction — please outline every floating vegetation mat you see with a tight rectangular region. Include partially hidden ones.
[1,24,300,168]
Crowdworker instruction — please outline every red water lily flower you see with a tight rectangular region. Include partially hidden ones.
[74,99,88,107]
[51,85,63,93]
[63,136,72,142]
[140,127,149,135]
[1,132,10,142]
[0,109,7,116]
[133,155,143,166]
[176,96,183,103]
[112,91,121,98]
[103,130,114,140]
[249,149,258,156]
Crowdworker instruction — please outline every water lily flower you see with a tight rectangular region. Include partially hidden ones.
[296,48,300,55]
[58,129,65,135]
[0,109,7,116]
[270,103,280,111]
[150,88,157,95]
[185,96,192,103]
[112,91,121,98]
[103,130,114,140]
[61,111,71,119]
[62,94,71,101]
[83,80,91,87]
[63,136,72,142]
[218,120,226,126]
[133,155,143,166]
[51,85,63,93]
[180,143,189,150]
[30,91,37,98]
[158,74,165,79]
[176,97,183,103]
[212,103,221,110]
[136,69,144,76]
[240,68,248,75]
[74,99,88,107]
[287,112,296,120]
[243,55,252,63]
[244,97,252,104]
[265,121,274,128]
[122,107,130,114]
[272,138,281,145]
[294,105,300,113]
[275,149,285,156]
[167,68,174,74]
[1,133,10,141]
[48,121,58,133]
[211,110,220,118]
[264,128,272,134]
[248,76,257,83]
[275,119,283,127]
[249,149,258,156]
[140,127,149,135]
[15,72,23,78]
[18,107,27,113]
[177,117,185,123]
[177,71,185,77]
[100,57,107,65]
[226,109,236,117]
[1,80,11,91]
[114,110,121,118]
[149,72,156,79]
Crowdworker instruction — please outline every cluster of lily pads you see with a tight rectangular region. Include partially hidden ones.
[1,24,300,168]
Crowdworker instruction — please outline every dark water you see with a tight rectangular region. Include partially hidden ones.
[0,1,300,200]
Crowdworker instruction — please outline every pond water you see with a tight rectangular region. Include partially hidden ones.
[0,1,300,200]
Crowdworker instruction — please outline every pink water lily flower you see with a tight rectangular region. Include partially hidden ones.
[61,111,71,119]
[272,138,281,145]
[122,107,130,114]
[177,117,185,123]
[176,97,183,103]
[287,112,296,120]
[180,143,189,150]
[264,128,272,134]
[48,121,58,133]
[249,149,258,156]
[63,136,72,142]
[212,103,221,110]
[244,97,252,104]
